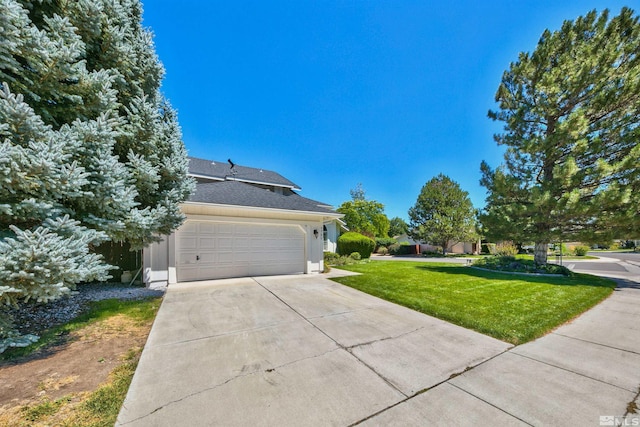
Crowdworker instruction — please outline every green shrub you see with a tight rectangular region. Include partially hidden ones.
[474,257,572,276]
[573,245,590,256]
[377,247,388,255]
[337,232,375,258]
[495,242,518,257]
[375,237,397,250]
[350,252,362,261]
[327,255,357,267]
[421,250,442,257]
[324,251,340,265]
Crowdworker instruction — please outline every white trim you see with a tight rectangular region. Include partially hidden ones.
[187,173,225,181]
[187,173,300,191]
[184,213,318,226]
[182,201,343,219]
[223,176,301,191]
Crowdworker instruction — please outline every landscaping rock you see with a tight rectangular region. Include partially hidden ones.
[6,283,164,335]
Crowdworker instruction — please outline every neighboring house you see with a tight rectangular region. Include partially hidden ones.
[396,234,480,254]
[143,157,344,288]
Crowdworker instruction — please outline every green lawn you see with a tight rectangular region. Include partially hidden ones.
[332,261,615,344]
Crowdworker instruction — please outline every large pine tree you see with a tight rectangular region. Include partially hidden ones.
[0,0,193,351]
[480,8,640,264]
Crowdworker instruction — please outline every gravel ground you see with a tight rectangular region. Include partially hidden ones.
[6,283,165,335]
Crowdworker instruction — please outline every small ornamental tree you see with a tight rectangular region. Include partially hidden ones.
[408,174,477,255]
[480,8,640,265]
[0,0,193,351]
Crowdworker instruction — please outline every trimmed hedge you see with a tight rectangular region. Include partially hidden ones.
[337,232,376,258]
[375,237,397,250]
[388,242,415,255]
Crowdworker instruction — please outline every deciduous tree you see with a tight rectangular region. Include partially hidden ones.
[408,174,476,255]
[337,185,390,238]
[388,216,409,237]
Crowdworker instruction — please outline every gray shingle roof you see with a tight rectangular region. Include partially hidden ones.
[189,181,338,215]
[188,157,301,190]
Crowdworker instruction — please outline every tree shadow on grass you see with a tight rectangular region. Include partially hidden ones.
[413,264,616,288]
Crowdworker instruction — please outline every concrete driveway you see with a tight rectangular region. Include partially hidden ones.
[116,273,511,426]
[117,257,640,426]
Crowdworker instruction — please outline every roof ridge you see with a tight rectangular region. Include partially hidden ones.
[188,156,274,174]
[187,156,301,190]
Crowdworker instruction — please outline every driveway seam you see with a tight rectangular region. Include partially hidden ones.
[118,366,264,426]
[508,351,635,392]
[625,386,640,418]
[305,305,381,320]
[448,382,535,426]
[146,320,298,349]
[252,277,409,398]
[551,332,640,356]
[348,346,514,425]
[346,325,426,350]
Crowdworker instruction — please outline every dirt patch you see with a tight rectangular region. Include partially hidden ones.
[0,314,152,411]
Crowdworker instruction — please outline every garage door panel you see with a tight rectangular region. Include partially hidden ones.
[178,251,198,264]
[217,251,234,262]
[180,221,199,234]
[218,238,233,250]
[176,221,306,281]
[178,236,197,250]
[197,223,214,234]
[199,237,216,248]
[235,237,251,249]
[198,252,216,263]
[217,224,234,235]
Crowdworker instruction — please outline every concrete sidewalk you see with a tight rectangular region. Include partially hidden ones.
[440,279,640,426]
[117,269,640,426]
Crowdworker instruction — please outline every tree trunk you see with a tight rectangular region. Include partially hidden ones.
[534,242,548,265]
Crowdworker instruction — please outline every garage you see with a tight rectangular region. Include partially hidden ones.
[176,220,306,282]
[142,156,344,288]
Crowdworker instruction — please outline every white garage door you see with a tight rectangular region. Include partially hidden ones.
[176,220,306,282]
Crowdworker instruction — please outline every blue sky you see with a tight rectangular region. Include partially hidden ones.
[142,0,630,221]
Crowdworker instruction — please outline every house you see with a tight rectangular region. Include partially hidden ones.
[396,234,480,255]
[143,157,344,288]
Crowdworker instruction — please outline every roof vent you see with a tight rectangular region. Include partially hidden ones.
[228,159,237,175]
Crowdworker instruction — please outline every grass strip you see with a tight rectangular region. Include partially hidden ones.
[333,261,614,344]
